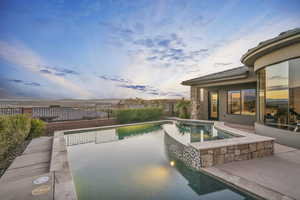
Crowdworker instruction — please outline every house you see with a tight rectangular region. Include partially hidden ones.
[115,98,183,116]
[182,28,300,148]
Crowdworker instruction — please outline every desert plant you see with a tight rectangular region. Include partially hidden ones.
[29,118,45,138]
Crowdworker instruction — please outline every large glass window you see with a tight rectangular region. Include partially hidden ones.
[258,58,300,131]
[228,91,241,114]
[228,89,256,115]
[289,59,300,127]
[241,89,256,115]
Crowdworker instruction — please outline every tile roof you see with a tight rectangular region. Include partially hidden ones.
[182,66,249,85]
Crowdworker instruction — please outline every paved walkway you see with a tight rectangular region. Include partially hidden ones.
[203,143,300,200]
[0,137,53,200]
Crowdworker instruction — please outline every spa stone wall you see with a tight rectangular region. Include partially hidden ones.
[199,141,274,168]
[164,132,201,170]
[164,131,274,169]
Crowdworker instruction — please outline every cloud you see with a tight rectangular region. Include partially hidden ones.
[98,75,132,84]
[99,21,136,43]
[24,82,41,86]
[129,33,209,66]
[40,69,52,74]
[0,40,93,98]
[214,62,233,67]
[39,65,79,76]
[118,84,147,91]
[116,83,184,97]
[8,79,41,87]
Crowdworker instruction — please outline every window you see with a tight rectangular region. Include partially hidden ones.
[228,89,256,115]
[241,89,256,115]
[228,91,241,114]
[257,58,300,130]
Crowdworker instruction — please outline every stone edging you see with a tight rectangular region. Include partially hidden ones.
[50,131,77,200]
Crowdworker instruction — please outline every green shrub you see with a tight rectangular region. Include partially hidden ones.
[175,99,191,119]
[0,114,31,160]
[115,107,163,123]
[29,118,45,138]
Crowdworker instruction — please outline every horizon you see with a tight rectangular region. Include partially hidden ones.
[1,0,300,99]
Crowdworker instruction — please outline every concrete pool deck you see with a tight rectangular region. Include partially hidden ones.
[0,137,54,200]
[0,134,77,200]
[202,143,300,200]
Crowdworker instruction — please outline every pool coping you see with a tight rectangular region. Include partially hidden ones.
[51,131,77,200]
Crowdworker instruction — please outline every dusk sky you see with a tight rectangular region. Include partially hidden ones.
[0,0,299,99]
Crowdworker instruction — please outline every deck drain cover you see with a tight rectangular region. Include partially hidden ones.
[33,176,49,185]
[32,185,51,196]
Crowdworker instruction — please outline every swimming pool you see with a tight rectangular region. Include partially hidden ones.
[65,122,257,200]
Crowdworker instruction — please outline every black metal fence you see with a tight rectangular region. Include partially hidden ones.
[0,106,112,122]
[0,107,23,115]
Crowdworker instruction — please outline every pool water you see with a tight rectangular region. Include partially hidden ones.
[66,123,256,200]
[164,121,236,145]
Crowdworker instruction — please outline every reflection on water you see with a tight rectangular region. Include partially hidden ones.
[163,122,235,145]
[65,123,162,146]
[66,124,256,200]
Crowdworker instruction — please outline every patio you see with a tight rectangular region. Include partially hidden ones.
[203,143,300,200]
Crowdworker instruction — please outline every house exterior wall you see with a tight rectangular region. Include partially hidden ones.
[242,33,300,149]
[254,42,300,71]
[190,83,256,125]
[191,86,208,120]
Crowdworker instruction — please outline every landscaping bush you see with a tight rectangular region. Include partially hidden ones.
[175,99,191,119]
[29,118,45,139]
[0,114,31,160]
[0,115,46,161]
[114,107,163,123]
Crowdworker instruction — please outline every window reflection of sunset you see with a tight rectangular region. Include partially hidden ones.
[266,90,288,100]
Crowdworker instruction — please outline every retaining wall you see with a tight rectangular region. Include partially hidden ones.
[45,118,118,135]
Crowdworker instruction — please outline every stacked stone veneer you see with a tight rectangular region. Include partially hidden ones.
[199,141,274,168]
[164,130,274,169]
[164,132,201,170]
[190,87,208,120]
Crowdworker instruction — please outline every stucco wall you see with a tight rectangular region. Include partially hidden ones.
[254,42,300,71]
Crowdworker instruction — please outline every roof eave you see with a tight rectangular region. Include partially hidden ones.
[241,30,300,66]
[181,74,248,86]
